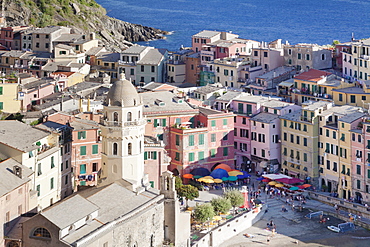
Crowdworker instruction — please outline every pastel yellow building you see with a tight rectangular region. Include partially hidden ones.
[0,82,21,113]
[332,80,370,107]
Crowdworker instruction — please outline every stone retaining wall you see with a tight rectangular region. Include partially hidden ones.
[192,205,266,247]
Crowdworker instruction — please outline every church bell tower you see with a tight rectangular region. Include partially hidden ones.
[99,73,147,192]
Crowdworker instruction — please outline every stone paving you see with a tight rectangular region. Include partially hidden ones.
[186,178,370,247]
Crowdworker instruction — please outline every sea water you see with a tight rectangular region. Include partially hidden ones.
[96,0,370,51]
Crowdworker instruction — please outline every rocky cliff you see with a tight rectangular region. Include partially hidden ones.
[4,0,168,51]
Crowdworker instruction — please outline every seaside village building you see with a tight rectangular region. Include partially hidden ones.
[9,75,190,247]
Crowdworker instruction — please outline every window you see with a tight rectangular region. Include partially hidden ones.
[0,86,2,95]
[128,143,132,155]
[113,143,118,155]
[65,175,69,185]
[92,163,98,172]
[223,119,228,125]
[51,156,55,168]
[175,152,180,161]
[130,68,134,75]
[306,54,310,60]
[223,147,228,156]
[211,120,216,127]
[50,177,54,190]
[341,133,345,141]
[321,54,325,60]
[290,134,294,143]
[303,137,307,146]
[356,164,361,175]
[188,152,195,162]
[32,227,51,239]
[37,163,42,176]
[78,131,86,139]
[261,149,265,157]
[222,132,228,141]
[144,151,157,160]
[36,185,40,197]
[296,136,300,145]
[304,153,307,162]
[297,53,302,59]
[350,95,356,104]
[326,160,330,170]
[175,135,180,146]
[199,134,204,145]
[264,52,268,57]
[92,145,99,154]
[80,164,86,174]
[65,160,68,169]
[211,133,216,142]
[210,149,216,157]
[333,131,336,139]
[189,135,194,146]
[333,162,337,172]
[141,65,144,72]
[151,66,155,72]
[198,151,204,160]
[80,146,86,155]
[283,120,287,127]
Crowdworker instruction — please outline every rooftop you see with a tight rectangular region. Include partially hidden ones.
[0,159,33,197]
[55,44,74,50]
[194,85,224,94]
[302,101,332,111]
[97,52,120,62]
[193,30,220,39]
[294,69,332,82]
[250,112,279,123]
[0,120,50,152]
[32,26,65,34]
[136,49,164,65]
[338,112,365,123]
[122,45,148,54]
[332,86,368,94]
[216,91,242,101]
[256,66,294,80]
[199,107,223,116]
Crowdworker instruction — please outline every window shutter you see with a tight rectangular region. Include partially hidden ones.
[154,119,158,127]
[78,132,81,139]
[162,119,166,127]
[153,151,157,160]
[144,152,148,160]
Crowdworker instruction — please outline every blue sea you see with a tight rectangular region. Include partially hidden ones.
[96,0,370,51]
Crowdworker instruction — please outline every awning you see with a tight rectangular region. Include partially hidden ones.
[288,170,299,176]
[279,81,294,87]
[262,173,291,180]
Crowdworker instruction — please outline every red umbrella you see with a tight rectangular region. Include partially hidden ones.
[302,184,312,188]
[297,185,305,189]
[262,179,270,182]
[183,173,193,179]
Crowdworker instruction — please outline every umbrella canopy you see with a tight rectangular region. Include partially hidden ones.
[210,168,229,179]
[275,183,284,187]
[190,168,210,177]
[262,179,270,182]
[276,178,304,184]
[228,171,243,176]
[213,164,232,172]
[268,181,277,186]
[183,173,193,179]
[198,178,214,183]
[193,175,203,179]
[253,199,262,204]
[213,216,222,221]
[214,179,223,183]
[297,185,305,189]
[237,171,250,179]
[256,177,264,181]
[221,177,229,181]
[228,176,238,181]
[289,186,299,191]
[302,184,312,188]
[203,176,214,179]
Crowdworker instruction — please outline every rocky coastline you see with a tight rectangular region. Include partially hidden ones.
[5,0,168,52]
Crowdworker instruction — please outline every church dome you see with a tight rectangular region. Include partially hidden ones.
[105,75,141,107]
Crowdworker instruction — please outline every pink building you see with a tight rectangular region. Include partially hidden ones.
[168,107,235,176]
[0,26,30,50]
[21,78,56,111]
[47,113,102,189]
[143,135,170,189]
[216,93,300,172]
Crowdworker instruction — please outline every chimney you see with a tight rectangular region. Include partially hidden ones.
[13,165,22,179]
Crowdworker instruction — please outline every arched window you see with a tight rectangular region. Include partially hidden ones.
[127,112,132,121]
[128,143,132,155]
[113,143,118,155]
[113,112,119,125]
[32,227,51,239]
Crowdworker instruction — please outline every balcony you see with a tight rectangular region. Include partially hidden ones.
[118,60,136,66]
[292,88,332,99]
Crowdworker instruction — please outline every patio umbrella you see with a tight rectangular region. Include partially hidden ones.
[302,184,312,188]
[289,186,299,191]
[268,181,277,186]
[193,175,202,179]
[228,171,243,176]
[214,179,223,183]
[213,163,232,172]
[229,169,241,172]
[221,177,229,182]
[190,167,210,177]
[183,173,193,179]
[213,216,222,221]
[202,178,214,183]
[203,176,214,179]
[297,185,305,189]
[236,171,250,179]
[275,183,284,187]
[253,199,262,204]
[210,168,229,179]
[262,179,270,182]
[228,176,238,181]
[256,177,264,181]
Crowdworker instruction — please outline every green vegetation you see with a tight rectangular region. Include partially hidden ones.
[16,0,105,29]
[193,203,215,223]
[210,197,232,215]
[223,190,244,212]
[177,184,199,208]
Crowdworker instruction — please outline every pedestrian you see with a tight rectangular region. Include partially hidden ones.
[334,204,339,213]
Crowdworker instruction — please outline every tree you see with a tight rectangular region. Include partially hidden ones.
[211,197,232,215]
[177,184,199,207]
[332,40,340,47]
[223,190,244,213]
[193,203,215,223]
[175,176,183,191]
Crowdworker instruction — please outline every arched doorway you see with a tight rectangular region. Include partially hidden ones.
[211,163,221,171]
[355,192,363,203]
